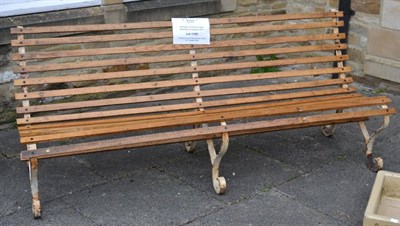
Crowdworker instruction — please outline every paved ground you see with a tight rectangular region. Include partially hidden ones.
[0,88,398,226]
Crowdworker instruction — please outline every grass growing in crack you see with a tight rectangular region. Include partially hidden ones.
[336,155,347,161]
[59,140,70,145]
[247,146,263,154]
[239,195,250,201]
[374,87,388,94]
[260,185,272,193]
[251,54,280,74]
[286,175,299,183]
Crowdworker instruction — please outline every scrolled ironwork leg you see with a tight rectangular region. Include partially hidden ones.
[207,129,229,195]
[358,106,390,172]
[322,109,343,137]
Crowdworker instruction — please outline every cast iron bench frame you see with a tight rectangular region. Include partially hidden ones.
[11,10,396,218]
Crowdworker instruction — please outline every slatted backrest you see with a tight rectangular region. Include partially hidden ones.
[11,11,352,129]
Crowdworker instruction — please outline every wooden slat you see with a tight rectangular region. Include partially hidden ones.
[16,65,351,100]
[19,93,363,136]
[13,44,347,73]
[18,97,392,143]
[14,55,349,88]
[17,78,354,125]
[20,108,394,160]
[18,88,357,125]
[12,21,344,46]
[12,33,346,61]
[16,67,352,113]
[11,12,344,34]
[19,95,372,137]
[19,91,360,131]
[21,108,395,161]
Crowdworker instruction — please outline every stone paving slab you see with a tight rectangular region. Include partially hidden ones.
[189,189,340,225]
[62,168,224,226]
[74,143,186,179]
[374,131,400,172]
[159,141,301,204]
[0,199,97,226]
[0,156,105,217]
[0,157,33,217]
[234,124,363,172]
[0,128,24,158]
[276,160,395,225]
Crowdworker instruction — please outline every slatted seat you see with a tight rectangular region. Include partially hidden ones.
[11,11,396,218]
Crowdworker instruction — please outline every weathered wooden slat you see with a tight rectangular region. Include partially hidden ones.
[12,21,344,46]
[18,88,357,127]
[22,108,391,161]
[13,44,347,73]
[14,55,349,88]
[17,78,354,125]
[19,93,361,132]
[12,33,346,61]
[20,95,375,141]
[20,94,382,137]
[16,65,351,100]
[19,93,363,136]
[11,12,344,34]
[19,95,390,143]
[16,67,352,114]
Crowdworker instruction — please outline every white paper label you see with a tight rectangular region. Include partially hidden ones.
[390,218,399,224]
[172,18,210,45]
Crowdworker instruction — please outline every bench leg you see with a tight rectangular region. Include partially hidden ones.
[28,158,41,219]
[207,132,229,195]
[184,141,197,153]
[184,125,201,153]
[358,110,390,172]
[322,109,343,137]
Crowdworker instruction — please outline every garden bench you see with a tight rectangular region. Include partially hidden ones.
[11,10,396,218]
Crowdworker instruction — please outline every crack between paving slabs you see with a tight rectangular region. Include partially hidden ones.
[152,161,300,225]
[238,141,309,172]
[272,188,350,225]
[1,145,200,219]
[0,153,7,160]
[72,156,109,180]
[71,143,188,180]
[120,165,228,226]
[270,158,363,225]
[1,169,148,218]
[60,198,102,226]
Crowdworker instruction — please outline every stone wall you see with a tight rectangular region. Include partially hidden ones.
[0,0,399,126]
[0,0,239,125]
[232,0,400,91]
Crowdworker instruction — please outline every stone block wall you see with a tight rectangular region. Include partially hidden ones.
[333,0,399,92]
